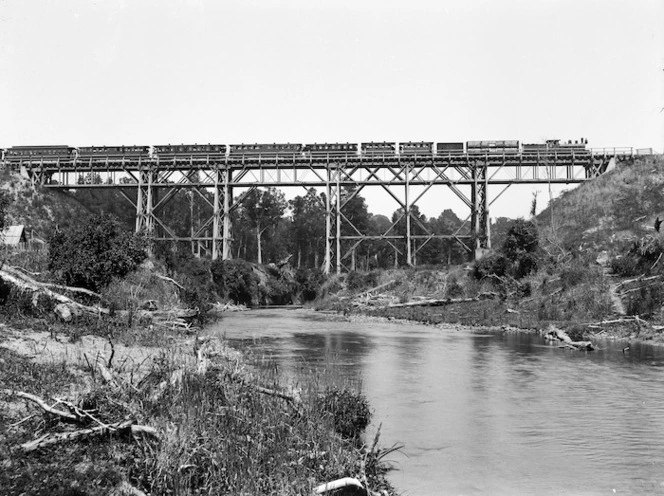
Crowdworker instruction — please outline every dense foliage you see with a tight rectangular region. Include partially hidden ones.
[473,219,540,281]
[48,214,146,291]
[211,259,259,306]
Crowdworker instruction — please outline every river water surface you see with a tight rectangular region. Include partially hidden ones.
[209,309,664,496]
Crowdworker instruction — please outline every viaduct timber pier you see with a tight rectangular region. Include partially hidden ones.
[1,140,643,274]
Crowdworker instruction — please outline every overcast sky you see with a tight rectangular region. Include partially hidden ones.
[1,0,662,219]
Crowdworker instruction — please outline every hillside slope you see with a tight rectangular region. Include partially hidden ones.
[0,170,100,239]
[537,155,664,255]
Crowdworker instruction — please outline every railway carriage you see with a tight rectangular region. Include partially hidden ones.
[303,143,358,157]
[467,140,520,154]
[153,144,227,161]
[435,142,465,155]
[5,145,76,163]
[360,142,397,156]
[229,143,303,158]
[77,145,125,157]
[77,145,150,160]
[399,141,433,155]
[122,145,151,159]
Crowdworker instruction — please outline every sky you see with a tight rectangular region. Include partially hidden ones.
[1,0,663,220]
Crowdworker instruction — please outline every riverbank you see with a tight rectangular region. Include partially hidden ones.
[0,307,397,495]
[314,266,664,348]
[217,307,664,495]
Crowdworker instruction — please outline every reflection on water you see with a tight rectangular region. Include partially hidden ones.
[209,309,664,496]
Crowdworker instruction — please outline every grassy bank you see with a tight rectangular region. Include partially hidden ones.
[315,259,663,345]
[0,251,398,495]
[0,325,397,495]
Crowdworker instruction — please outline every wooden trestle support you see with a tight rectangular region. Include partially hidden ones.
[4,151,619,274]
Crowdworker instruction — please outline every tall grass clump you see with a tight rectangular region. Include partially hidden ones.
[1,341,397,495]
[130,343,394,495]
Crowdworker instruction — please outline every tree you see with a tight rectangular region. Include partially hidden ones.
[340,188,371,270]
[48,214,146,291]
[430,209,467,265]
[367,214,395,269]
[290,188,325,268]
[243,188,287,264]
[502,218,539,278]
[390,205,429,266]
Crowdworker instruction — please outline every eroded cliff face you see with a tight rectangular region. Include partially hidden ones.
[0,168,94,241]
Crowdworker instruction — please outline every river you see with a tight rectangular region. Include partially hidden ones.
[209,308,664,496]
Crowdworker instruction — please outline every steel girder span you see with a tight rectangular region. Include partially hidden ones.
[10,152,611,274]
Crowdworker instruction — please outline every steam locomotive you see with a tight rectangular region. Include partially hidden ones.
[0,138,589,164]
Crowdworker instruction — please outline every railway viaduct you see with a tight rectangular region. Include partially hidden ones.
[1,147,631,274]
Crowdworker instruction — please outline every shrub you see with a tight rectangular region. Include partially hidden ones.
[48,214,146,292]
[626,282,664,317]
[502,219,539,279]
[512,252,538,279]
[503,219,539,260]
[472,253,508,280]
[259,264,297,305]
[610,236,664,277]
[177,257,216,312]
[445,275,465,298]
[211,259,259,306]
[346,270,380,291]
[294,267,326,302]
[318,386,371,441]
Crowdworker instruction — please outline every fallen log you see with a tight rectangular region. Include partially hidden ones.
[0,267,108,317]
[314,477,364,494]
[583,317,638,326]
[16,392,80,423]
[20,420,158,452]
[358,279,397,297]
[385,292,497,308]
[545,326,594,351]
[1,265,102,299]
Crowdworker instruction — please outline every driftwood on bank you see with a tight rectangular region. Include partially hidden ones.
[314,477,364,494]
[16,392,80,423]
[16,390,158,452]
[0,265,109,317]
[20,420,158,452]
[385,292,498,309]
[1,265,102,299]
[545,326,595,351]
[358,279,397,297]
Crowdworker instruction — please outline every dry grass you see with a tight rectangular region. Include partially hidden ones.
[0,335,397,496]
